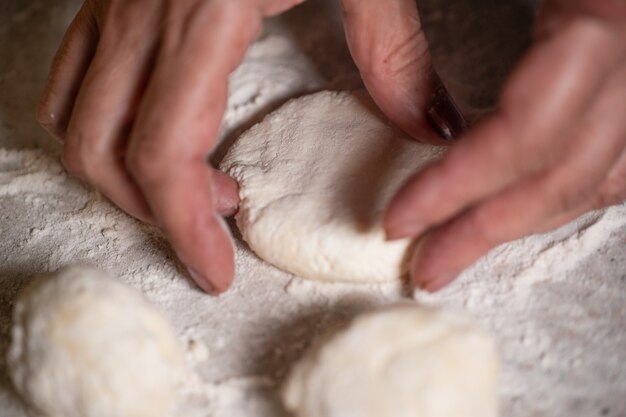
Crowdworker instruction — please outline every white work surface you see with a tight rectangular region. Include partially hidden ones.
[1,1,625,416]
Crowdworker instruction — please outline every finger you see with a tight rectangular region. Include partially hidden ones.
[593,146,626,209]
[126,1,262,293]
[213,169,240,217]
[538,147,626,231]
[552,0,626,23]
[340,0,462,143]
[62,1,164,224]
[385,16,626,240]
[37,2,99,139]
[535,0,626,41]
[409,67,626,291]
[261,0,306,15]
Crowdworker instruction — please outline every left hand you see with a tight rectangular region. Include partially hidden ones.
[383,0,626,291]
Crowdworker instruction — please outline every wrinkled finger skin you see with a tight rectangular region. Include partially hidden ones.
[385,0,626,292]
[340,0,465,144]
[37,0,303,294]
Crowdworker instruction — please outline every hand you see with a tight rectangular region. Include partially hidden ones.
[37,0,302,293]
[383,0,626,291]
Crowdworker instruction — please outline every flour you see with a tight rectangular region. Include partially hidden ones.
[1,1,626,417]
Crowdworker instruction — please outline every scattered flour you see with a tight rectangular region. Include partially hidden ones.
[1,1,625,417]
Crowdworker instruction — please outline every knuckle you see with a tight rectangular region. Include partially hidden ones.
[491,112,553,175]
[62,130,107,182]
[126,143,168,184]
[546,167,600,214]
[596,179,626,208]
[551,186,585,214]
[163,0,260,52]
[99,0,155,41]
[499,88,549,152]
[466,207,500,250]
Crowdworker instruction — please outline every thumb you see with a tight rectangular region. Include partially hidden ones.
[341,0,466,143]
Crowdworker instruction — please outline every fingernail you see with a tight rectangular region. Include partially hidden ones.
[217,199,239,217]
[187,267,219,295]
[426,84,467,141]
[410,235,459,292]
[419,272,459,293]
[385,221,428,241]
[213,171,241,217]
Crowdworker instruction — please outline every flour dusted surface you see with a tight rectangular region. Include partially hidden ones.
[222,91,443,283]
[1,1,626,417]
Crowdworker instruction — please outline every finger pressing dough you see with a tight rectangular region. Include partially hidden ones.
[283,305,499,417]
[221,91,443,283]
[7,266,186,417]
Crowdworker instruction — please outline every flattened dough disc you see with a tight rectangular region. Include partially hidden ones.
[221,91,443,283]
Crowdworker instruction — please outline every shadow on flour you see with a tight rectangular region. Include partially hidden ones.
[240,292,402,404]
[282,0,360,90]
[0,270,38,414]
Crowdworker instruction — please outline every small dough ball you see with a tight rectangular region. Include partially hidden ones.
[7,266,187,417]
[221,91,443,283]
[283,305,499,417]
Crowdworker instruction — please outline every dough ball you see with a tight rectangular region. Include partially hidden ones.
[283,305,499,417]
[221,91,443,283]
[7,266,187,417]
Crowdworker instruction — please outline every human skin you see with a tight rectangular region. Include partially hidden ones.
[37,0,626,293]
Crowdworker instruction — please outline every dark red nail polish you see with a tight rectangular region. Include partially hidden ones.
[427,84,468,141]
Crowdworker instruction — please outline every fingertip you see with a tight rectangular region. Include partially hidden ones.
[212,169,240,217]
[36,94,65,140]
[383,177,429,240]
[187,267,219,295]
[196,213,236,294]
[169,208,236,295]
[398,116,451,146]
[374,78,467,146]
[409,234,459,292]
[425,83,468,141]
[383,213,427,241]
[420,273,458,293]
[127,205,157,226]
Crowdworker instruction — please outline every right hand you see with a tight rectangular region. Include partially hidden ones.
[38,0,303,293]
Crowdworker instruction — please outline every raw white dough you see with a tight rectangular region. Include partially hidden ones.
[221,91,443,283]
[283,305,499,417]
[7,266,187,417]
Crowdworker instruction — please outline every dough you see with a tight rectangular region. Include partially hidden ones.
[221,91,443,283]
[283,305,499,417]
[7,266,187,417]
